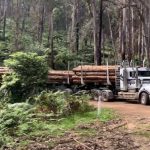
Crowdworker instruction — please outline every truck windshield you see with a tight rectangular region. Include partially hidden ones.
[138,71,150,77]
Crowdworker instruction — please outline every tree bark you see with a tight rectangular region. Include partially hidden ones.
[15,0,20,51]
[47,11,54,69]
[121,0,127,61]
[2,0,7,41]
[91,0,102,65]
[98,0,103,65]
[70,0,80,54]
[107,10,116,63]
[38,0,45,44]
[128,0,132,62]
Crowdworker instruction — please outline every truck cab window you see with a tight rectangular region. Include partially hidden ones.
[130,71,136,78]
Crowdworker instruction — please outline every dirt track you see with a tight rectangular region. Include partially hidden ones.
[90,100,150,132]
[90,100,150,118]
[90,100,150,150]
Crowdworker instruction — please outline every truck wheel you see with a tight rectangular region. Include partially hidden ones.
[91,89,101,101]
[93,95,98,101]
[140,92,149,105]
[102,92,109,102]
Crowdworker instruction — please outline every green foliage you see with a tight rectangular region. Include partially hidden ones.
[35,91,93,115]
[55,48,81,69]
[36,91,65,114]
[0,103,33,132]
[0,103,34,147]
[16,109,115,138]
[0,100,115,148]
[0,103,33,147]
[0,42,11,65]
[65,93,93,114]
[0,52,48,102]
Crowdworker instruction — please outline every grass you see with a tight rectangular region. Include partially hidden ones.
[75,128,97,137]
[0,108,116,149]
[17,108,116,137]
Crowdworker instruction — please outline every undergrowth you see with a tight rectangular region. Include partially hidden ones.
[0,92,116,149]
[0,107,115,148]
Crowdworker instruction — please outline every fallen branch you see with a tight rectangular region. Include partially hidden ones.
[108,122,127,130]
[73,138,93,150]
[58,138,74,144]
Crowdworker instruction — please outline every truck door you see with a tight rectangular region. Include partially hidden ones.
[128,71,136,90]
[128,71,141,90]
[120,68,128,91]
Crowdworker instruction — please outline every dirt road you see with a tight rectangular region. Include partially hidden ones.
[90,100,150,118]
[90,100,150,132]
[90,100,150,150]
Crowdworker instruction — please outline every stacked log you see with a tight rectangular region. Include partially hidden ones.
[72,65,117,84]
[48,70,74,84]
[0,65,117,85]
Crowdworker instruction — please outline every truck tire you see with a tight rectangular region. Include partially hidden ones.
[91,89,101,101]
[140,92,149,105]
[102,91,109,102]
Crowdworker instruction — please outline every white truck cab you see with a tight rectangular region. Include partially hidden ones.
[118,67,150,105]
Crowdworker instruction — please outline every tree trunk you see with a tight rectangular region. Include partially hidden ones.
[107,10,116,63]
[2,0,7,41]
[48,11,54,69]
[91,0,102,65]
[128,0,132,62]
[138,5,143,64]
[98,0,103,65]
[38,1,45,44]
[15,0,20,51]
[21,0,26,32]
[142,6,150,67]
[121,0,127,61]
[119,9,123,61]
[131,6,134,59]
[148,9,150,67]
[70,0,80,54]
[75,0,80,54]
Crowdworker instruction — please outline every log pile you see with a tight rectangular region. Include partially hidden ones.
[0,65,117,85]
[72,65,116,84]
[48,70,74,84]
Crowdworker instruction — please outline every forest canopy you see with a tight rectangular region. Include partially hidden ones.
[0,0,150,68]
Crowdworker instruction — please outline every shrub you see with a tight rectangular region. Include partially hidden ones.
[0,103,34,147]
[65,94,93,113]
[0,52,48,102]
[0,103,33,133]
[35,91,65,114]
[35,91,93,115]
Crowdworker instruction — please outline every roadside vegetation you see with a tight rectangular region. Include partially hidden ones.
[0,52,116,149]
[0,102,115,149]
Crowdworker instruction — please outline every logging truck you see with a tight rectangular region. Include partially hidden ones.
[46,60,150,105]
